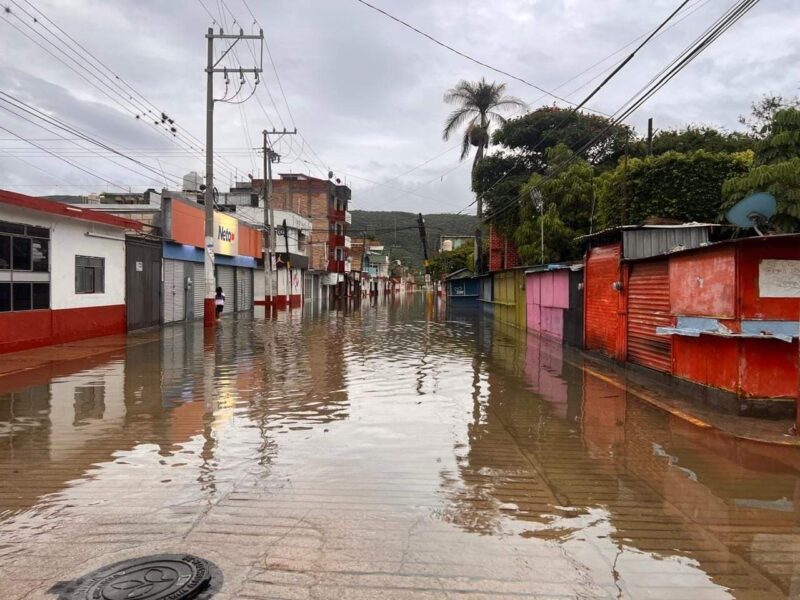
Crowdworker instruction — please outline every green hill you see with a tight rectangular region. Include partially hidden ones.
[350,210,477,268]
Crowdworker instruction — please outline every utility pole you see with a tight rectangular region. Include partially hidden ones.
[204,27,263,326]
[417,213,430,291]
[262,130,275,310]
[282,218,291,307]
[475,194,483,276]
[261,128,296,309]
[647,117,654,156]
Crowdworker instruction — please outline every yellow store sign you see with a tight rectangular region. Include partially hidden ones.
[213,212,239,256]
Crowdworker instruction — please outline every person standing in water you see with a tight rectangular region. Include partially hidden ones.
[215,286,225,318]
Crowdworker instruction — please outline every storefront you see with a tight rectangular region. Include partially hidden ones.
[0,189,142,353]
[161,194,260,322]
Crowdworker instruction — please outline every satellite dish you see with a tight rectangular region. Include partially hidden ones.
[726,192,776,236]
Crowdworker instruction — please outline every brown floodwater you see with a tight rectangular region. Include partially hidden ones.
[1,294,799,599]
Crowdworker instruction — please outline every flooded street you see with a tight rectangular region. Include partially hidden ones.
[1,295,800,599]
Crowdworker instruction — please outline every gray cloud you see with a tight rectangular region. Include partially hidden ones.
[0,0,797,211]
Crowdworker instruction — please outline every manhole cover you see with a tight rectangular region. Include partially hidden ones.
[48,554,222,600]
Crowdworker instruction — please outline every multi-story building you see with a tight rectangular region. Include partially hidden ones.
[227,174,352,303]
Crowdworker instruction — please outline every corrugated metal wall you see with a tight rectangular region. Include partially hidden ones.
[235,267,253,312]
[622,227,709,260]
[627,261,672,373]
[192,263,205,319]
[163,259,184,324]
[584,244,621,357]
[564,270,584,348]
[216,265,235,313]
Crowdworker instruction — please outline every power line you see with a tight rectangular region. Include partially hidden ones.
[4,1,243,182]
[572,0,692,112]
[0,124,128,190]
[356,0,710,215]
[482,0,763,224]
[0,92,185,185]
[353,0,607,115]
[455,0,724,217]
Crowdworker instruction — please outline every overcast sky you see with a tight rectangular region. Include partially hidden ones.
[0,0,797,213]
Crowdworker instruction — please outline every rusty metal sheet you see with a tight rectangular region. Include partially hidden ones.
[627,261,672,373]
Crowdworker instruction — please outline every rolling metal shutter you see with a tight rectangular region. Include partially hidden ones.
[304,272,313,302]
[584,244,621,357]
[192,263,205,320]
[163,259,184,323]
[235,267,252,312]
[627,261,672,373]
[216,265,235,313]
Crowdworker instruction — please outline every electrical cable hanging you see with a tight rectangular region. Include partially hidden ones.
[5,0,243,182]
[481,0,762,224]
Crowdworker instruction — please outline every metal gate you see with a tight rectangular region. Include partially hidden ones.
[584,244,621,357]
[192,263,205,320]
[235,267,252,312]
[304,272,313,302]
[627,260,672,373]
[216,265,235,314]
[163,259,185,323]
[125,238,161,330]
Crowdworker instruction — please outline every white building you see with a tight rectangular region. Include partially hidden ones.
[0,189,141,353]
[228,205,313,309]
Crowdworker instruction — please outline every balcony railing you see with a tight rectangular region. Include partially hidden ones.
[327,258,352,273]
[328,207,346,222]
[344,235,351,249]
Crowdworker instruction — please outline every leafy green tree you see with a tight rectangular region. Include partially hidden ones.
[595,150,751,229]
[473,153,530,238]
[644,126,756,155]
[429,244,474,280]
[738,95,800,138]
[723,108,800,231]
[513,145,595,264]
[492,106,633,171]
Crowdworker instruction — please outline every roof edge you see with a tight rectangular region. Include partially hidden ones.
[0,189,143,231]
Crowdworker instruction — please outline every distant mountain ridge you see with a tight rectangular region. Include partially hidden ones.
[350,210,477,268]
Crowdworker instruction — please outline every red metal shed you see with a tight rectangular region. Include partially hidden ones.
[661,235,800,412]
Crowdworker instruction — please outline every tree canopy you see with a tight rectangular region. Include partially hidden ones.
[643,126,756,156]
[514,145,594,264]
[429,244,473,280]
[595,150,751,229]
[492,106,633,172]
[723,108,800,231]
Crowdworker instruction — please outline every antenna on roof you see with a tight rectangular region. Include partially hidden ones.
[725,192,777,237]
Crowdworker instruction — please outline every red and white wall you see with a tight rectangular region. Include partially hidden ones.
[0,203,128,354]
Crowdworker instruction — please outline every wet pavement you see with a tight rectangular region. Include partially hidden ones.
[1,295,799,599]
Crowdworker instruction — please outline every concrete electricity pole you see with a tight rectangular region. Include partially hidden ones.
[417,213,430,291]
[204,27,263,326]
[261,129,295,309]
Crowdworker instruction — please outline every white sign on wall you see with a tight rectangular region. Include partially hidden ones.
[759,259,800,298]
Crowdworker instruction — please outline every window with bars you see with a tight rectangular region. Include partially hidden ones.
[75,256,105,294]
[0,220,50,312]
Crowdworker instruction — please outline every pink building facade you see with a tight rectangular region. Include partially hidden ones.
[525,264,584,346]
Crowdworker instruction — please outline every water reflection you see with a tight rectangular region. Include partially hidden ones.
[0,312,352,522]
[440,315,800,597]
[0,295,798,598]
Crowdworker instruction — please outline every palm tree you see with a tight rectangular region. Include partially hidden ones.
[442,78,526,273]
[442,78,526,182]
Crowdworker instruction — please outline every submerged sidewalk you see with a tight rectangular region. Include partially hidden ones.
[580,353,797,443]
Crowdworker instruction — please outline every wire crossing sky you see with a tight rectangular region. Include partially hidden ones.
[0,0,796,212]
